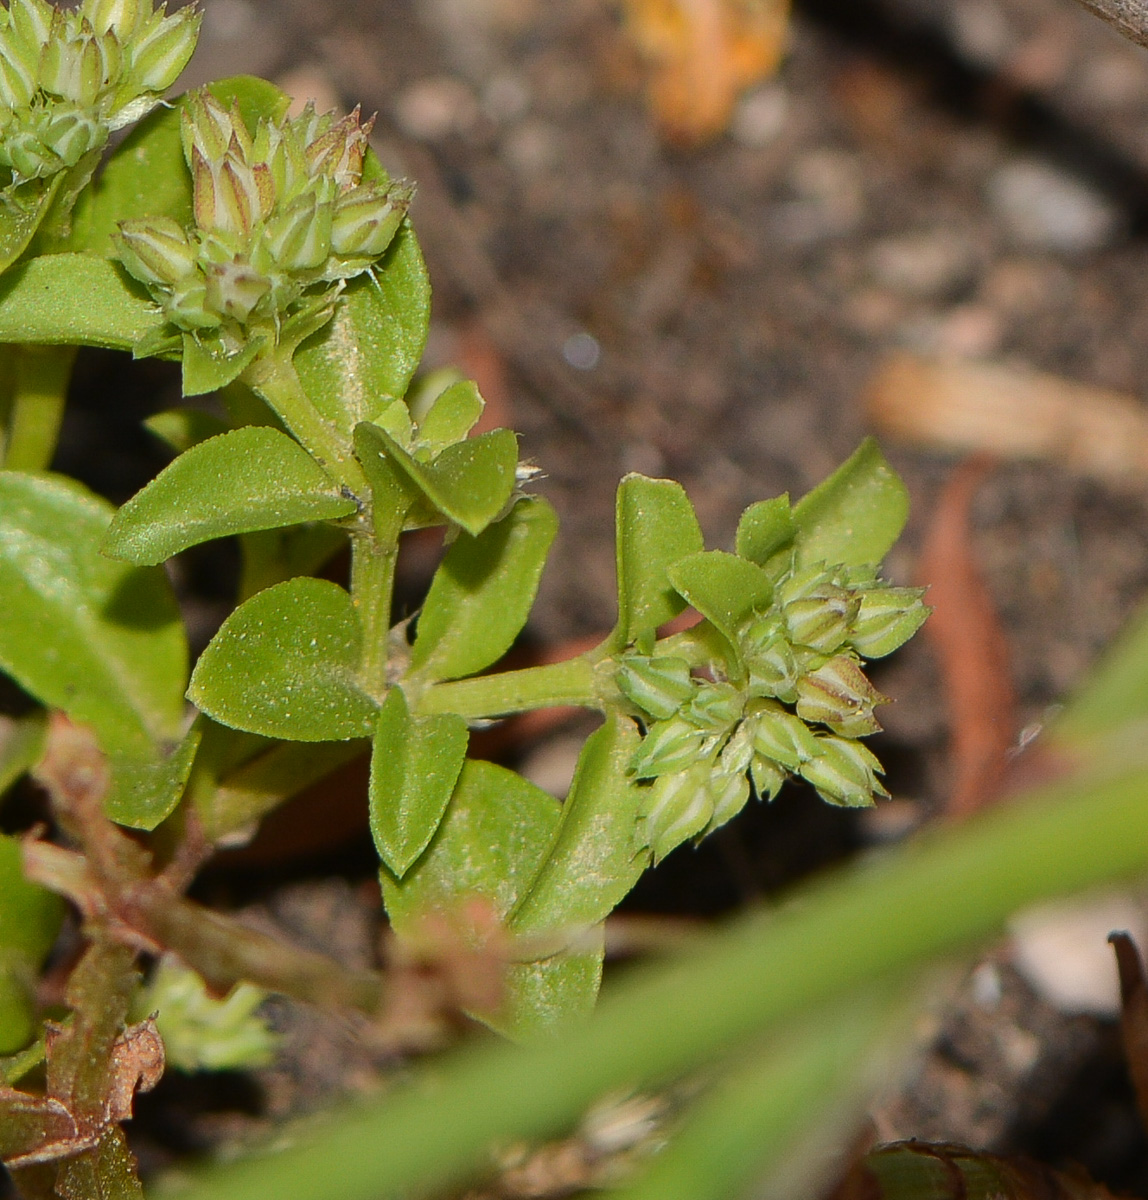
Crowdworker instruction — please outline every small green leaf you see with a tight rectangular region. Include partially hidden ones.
[369,687,468,877]
[105,725,202,832]
[410,497,558,682]
[188,578,377,741]
[792,439,909,570]
[104,426,358,565]
[499,933,604,1042]
[613,474,704,648]
[354,421,518,537]
[0,711,46,799]
[144,407,229,453]
[0,833,64,1054]
[668,551,774,662]
[735,495,795,571]
[180,332,263,397]
[0,473,186,758]
[513,714,650,933]
[417,380,484,453]
[354,425,419,545]
[295,224,431,437]
[0,254,161,349]
[0,174,65,275]
[381,759,560,927]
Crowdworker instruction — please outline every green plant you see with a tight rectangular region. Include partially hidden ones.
[0,0,937,1188]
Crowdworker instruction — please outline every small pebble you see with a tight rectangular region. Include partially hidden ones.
[562,332,601,371]
[868,229,976,299]
[482,72,531,124]
[502,119,559,175]
[987,159,1121,254]
[393,77,478,141]
[730,84,789,148]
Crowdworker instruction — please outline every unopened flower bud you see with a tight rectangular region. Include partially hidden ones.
[45,107,103,164]
[749,699,822,771]
[305,106,372,188]
[686,681,742,730]
[849,586,929,659]
[181,89,235,165]
[330,181,410,260]
[638,765,713,863]
[717,719,755,777]
[9,0,53,56]
[795,655,886,738]
[165,275,220,330]
[743,617,800,701]
[630,716,707,779]
[5,130,58,179]
[203,259,270,323]
[799,735,887,808]
[115,216,196,286]
[87,0,141,38]
[0,41,35,109]
[126,3,200,93]
[776,562,836,607]
[707,769,751,834]
[616,654,694,721]
[784,586,859,652]
[750,752,785,802]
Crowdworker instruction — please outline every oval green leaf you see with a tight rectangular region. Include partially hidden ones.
[296,224,431,438]
[735,495,795,571]
[105,725,203,832]
[188,577,377,741]
[0,472,186,757]
[410,497,558,682]
[369,687,468,878]
[792,439,909,570]
[0,254,161,349]
[668,550,774,654]
[104,426,358,566]
[613,474,704,649]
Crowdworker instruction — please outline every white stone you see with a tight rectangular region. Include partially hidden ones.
[987,159,1121,254]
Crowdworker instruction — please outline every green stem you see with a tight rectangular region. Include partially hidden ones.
[243,351,367,495]
[416,655,604,720]
[351,532,397,698]
[3,345,76,470]
[183,755,1148,1200]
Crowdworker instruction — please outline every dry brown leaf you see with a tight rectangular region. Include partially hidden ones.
[917,458,1018,819]
[621,0,790,145]
[864,352,1148,484]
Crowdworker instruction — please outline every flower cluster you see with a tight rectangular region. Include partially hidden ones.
[114,88,412,359]
[0,0,200,185]
[617,560,928,862]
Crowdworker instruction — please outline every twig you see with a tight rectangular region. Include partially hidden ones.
[1072,0,1148,51]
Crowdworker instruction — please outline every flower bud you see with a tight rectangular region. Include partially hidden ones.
[4,130,58,179]
[8,0,53,56]
[126,3,200,93]
[305,106,372,189]
[776,562,836,607]
[748,699,821,771]
[330,181,410,260]
[265,191,330,272]
[87,0,141,38]
[630,716,707,779]
[794,656,886,738]
[686,681,742,730]
[203,258,271,323]
[181,89,235,165]
[717,719,755,777]
[849,586,929,658]
[706,769,751,833]
[0,39,35,110]
[743,619,800,701]
[43,107,104,165]
[638,765,712,863]
[749,752,785,802]
[165,275,220,330]
[615,654,695,721]
[799,735,887,808]
[784,586,859,652]
[115,216,196,286]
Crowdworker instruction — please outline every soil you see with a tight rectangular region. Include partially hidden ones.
[11,0,1148,1194]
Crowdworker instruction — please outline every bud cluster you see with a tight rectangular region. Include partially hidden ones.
[114,89,413,358]
[618,558,927,862]
[0,0,200,184]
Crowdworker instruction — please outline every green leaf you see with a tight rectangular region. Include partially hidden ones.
[105,725,202,832]
[0,711,46,798]
[181,332,264,397]
[188,577,377,741]
[613,474,704,648]
[209,75,292,136]
[104,426,358,566]
[417,380,484,453]
[0,254,161,349]
[0,833,64,1054]
[668,551,774,661]
[792,439,909,570]
[68,103,189,256]
[410,497,558,682]
[735,495,795,571]
[144,407,230,453]
[354,421,518,537]
[381,758,599,1034]
[512,714,650,933]
[0,473,186,757]
[0,175,65,275]
[382,759,559,927]
[295,224,431,437]
[369,687,468,877]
